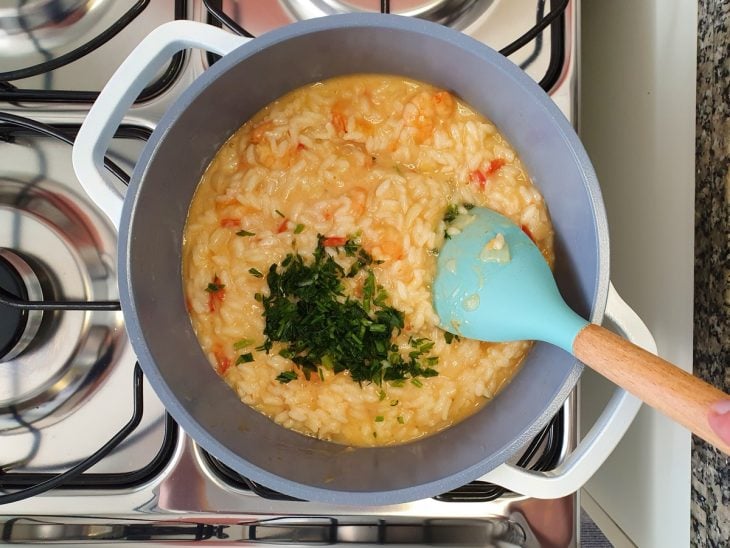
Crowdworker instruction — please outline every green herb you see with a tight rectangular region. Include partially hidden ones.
[249,268,263,278]
[375,415,384,422]
[276,371,297,383]
[236,352,254,364]
[347,247,375,278]
[236,230,255,237]
[411,378,423,388]
[390,399,399,406]
[233,338,253,350]
[294,223,305,234]
[206,280,225,292]
[442,203,477,241]
[257,234,438,385]
[275,209,285,218]
[318,368,325,381]
[397,416,405,424]
[378,389,386,401]
[443,204,459,223]
[321,354,334,370]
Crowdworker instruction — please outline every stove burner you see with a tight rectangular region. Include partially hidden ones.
[0,250,44,363]
[0,0,89,35]
[282,0,493,28]
[0,177,123,430]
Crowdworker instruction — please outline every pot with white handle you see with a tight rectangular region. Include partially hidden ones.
[73,14,654,505]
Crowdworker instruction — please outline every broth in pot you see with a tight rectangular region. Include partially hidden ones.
[182,74,554,447]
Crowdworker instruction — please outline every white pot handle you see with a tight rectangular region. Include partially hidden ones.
[481,281,651,498]
[72,21,250,229]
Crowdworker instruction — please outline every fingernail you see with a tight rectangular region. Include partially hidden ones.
[710,400,730,415]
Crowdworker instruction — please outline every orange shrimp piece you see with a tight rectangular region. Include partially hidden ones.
[331,99,351,134]
[348,186,369,217]
[220,218,240,228]
[403,93,434,143]
[214,347,232,375]
[370,224,404,261]
[403,89,456,143]
[433,90,455,118]
[380,239,404,260]
[332,111,347,133]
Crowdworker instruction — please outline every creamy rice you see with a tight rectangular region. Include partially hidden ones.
[182,74,554,447]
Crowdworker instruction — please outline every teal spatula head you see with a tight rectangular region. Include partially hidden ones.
[432,207,588,353]
[434,208,730,455]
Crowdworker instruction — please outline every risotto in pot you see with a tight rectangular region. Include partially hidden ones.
[182,74,554,447]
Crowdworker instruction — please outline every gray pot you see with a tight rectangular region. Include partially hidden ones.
[73,14,611,505]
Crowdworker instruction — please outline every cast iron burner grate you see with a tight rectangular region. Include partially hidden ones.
[203,0,567,92]
[0,0,187,104]
[0,114,177,504]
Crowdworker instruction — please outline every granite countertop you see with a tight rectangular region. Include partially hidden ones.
[692,0,730,545]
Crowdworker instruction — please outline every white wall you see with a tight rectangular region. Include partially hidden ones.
[579,1,695,546]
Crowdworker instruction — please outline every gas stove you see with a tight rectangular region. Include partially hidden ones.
[0,2,580,545]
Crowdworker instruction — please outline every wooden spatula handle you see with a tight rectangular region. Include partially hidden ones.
[573,323,730,454]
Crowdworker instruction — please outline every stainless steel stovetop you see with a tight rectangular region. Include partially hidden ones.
[0,1,578,545]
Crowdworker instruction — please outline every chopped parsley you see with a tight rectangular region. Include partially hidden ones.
[233,338,254,350]
[236,230,255,237]
[444,331,460,344]
[442,203,475,240]
[249,268,263,278]
[258,234,438,385]
[275,209,285,218]
[276,371,297,383]
[397,416,405,424]
[375,415,385,422]
[443,204,459,224]
[236,352,254,364]
[205,279,225,292]
[294,223,306,234]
